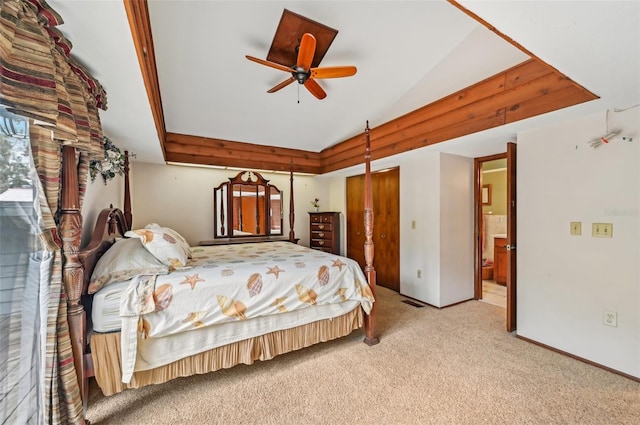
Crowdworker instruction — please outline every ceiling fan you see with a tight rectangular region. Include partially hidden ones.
[246,32,357,100]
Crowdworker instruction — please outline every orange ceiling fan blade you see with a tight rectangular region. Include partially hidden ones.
[304,78,327,100]
[267,77,296,93]
[246,55,293,73]
[310,66,357,79]
[296,33,316,70]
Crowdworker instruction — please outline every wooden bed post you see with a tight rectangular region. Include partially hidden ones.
[123,151,132,229]
[60,145,90,413]
[363,122,379,345]
[289,160,296,242]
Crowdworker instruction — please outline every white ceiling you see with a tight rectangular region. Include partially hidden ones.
[46,0,640,169]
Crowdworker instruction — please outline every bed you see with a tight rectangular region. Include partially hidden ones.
[60,123,379,407]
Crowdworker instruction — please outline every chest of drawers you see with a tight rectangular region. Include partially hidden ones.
[309,212,340,254]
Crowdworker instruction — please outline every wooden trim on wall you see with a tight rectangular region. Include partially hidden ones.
[126,1,598,174]
[517,335,640,383]
[319,59,596,173]
[156,59,595,174]
[123,0,167,159]
[474,152,507,302]
[164,133,322,174]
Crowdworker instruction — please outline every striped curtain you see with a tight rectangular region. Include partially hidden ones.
[0,0,108,423]
[0,0,106,157]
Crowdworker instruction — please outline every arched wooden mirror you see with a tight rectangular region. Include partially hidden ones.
[214,170,283,239]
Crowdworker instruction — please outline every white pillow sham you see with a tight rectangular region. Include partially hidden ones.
[125,224,191,269]
[88,237,169,294]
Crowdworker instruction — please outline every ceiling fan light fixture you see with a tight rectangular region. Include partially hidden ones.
[246,13,355,101]
[294,67,309,84]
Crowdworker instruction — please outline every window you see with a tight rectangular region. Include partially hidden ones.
[0,108,42,424]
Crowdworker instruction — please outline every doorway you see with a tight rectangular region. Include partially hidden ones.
[477,156,507,308]
[474,143,517,331]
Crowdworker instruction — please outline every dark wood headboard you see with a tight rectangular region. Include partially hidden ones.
[78,208,130,293]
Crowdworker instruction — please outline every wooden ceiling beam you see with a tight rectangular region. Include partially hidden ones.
[161,58,596,175]
[322,109,507,173]
[319,59,596,173]
[123,0,167,159]
[164,133,322,174]
[126,1,598,174]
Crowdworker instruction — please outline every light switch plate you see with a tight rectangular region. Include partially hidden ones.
[570,222,581,236]
[592,223,613,238]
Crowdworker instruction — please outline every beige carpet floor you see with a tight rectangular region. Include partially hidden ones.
[86,287,639,425]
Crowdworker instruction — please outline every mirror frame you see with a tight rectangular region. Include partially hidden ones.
[213,170,283,239]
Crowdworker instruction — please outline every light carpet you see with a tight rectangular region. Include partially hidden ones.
[86,287,639,424]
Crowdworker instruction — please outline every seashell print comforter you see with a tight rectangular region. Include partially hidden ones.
[118,242,374,383]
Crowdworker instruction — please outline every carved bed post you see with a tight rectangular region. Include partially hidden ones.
[60,145,89,409]
[220,193,226,235]
[289,160,296,242]
[123,151,132,229]
[363,121,379,345]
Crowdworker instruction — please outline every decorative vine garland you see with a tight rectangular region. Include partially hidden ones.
[90,137,124,184]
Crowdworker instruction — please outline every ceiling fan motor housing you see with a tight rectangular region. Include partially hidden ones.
[294,67,310,84]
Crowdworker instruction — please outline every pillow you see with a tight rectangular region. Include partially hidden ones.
[125,225,191,269]
[142,223,191,257]
[88,238,169,294]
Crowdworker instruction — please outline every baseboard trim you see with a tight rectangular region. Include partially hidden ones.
[398,293,474,309]
[516,334,639,383]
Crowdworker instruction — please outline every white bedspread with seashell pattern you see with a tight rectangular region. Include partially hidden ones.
[117,241,374,383]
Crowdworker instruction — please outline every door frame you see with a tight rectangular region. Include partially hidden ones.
[473,149,517,331]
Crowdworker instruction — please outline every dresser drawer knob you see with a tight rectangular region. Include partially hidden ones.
[318,225,324,230]
[318,232,324,238]
[319,241,324,245]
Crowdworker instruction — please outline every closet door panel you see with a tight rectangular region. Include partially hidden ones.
[346,168,399,292]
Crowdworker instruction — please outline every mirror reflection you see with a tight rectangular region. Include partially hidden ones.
[214,171,283,239]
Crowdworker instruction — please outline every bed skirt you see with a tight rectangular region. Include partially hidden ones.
[91,306,364,396]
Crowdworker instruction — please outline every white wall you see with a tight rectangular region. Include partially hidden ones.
[326,175,347,255]
[517,108,639,378]
[398,152,474,307]
[400,153,442,304]
[439,153,474,306]
[123,163,327,247]
[81,174,123,247]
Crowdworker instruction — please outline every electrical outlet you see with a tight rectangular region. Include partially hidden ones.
[570,222,581,236]
[592,223,613,238]
[603,311,617,327]
[411,220,416,229]
[417,269,422,278]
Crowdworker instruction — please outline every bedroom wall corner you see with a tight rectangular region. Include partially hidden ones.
[400,152,442,305]
[517,107,640,378]
[439,153,474,306]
